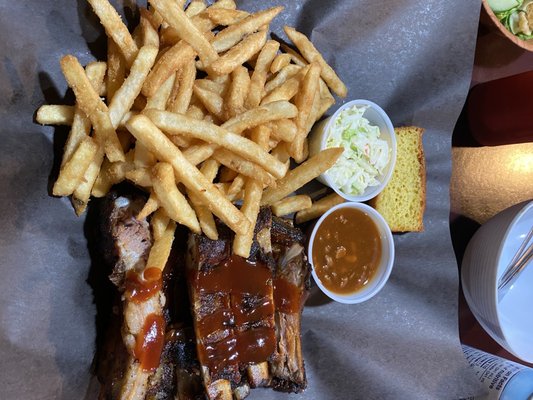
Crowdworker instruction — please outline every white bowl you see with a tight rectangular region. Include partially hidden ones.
[461,200,533,362]
[308,99,397,202]
[308,202,395,304]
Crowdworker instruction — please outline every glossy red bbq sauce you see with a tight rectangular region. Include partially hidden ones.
[125,267,162,303]
[273,277,302,314]
[134,313,166,371]
[192,255,276,375]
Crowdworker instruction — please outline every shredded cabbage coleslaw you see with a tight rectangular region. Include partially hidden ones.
[325,105,390,196]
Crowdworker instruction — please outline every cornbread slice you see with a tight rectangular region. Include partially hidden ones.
[370,126,426,232]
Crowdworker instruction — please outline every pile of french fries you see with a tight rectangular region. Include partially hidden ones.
[36,0,347,259]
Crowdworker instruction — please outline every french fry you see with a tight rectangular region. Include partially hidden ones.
[210,0,237,9]
[148,0,218,66]
[140,6,162,30]
[211,7,283,53]
[279,43,307,67]
[150,208,170,240]
[245,40,279,109]
[144,109,287,179]
[72,147,105,215]
[260,75,300,105]
[194,79,227,97]
[146,219,177,270]
[36,105,74,126]
[232,125,270,257]
[137,191,159,220]
[270,53,291,74]
[185,0,206,17]
[264,64,301,93]
[221,100,298,134]
[91,149,134,197]
[60,55,124,162]
[209,30,267,76]
[227,175,245,198]
[212,148,275,187]
[271,141,291,163]
[268,119,297,142]
[224,65,250,119]
[87,0,139,67]
[169,59,196,114]
[126,115,250,235]
[291,62,321,162]
[261,147,343,205]
[140,9,160,47]
[152,162,200,233]
[192,84,224,120]
[205,8,249,26]
[187,159,219,240]
[182,143,217,165]
[295,192,344,224]
[134,142,157,168]
[125,167,153,188]
[271,195,312,217]
[62,61,107,166]
[53,136,99,196]
[145,73,176,110]
[108,45,158,128]
[283,26,347,98]
[142,41,196,98]
[106,38,126,103]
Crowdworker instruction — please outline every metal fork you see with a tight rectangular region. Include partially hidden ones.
[498,226,533,301]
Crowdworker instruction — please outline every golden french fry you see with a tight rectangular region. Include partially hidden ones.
[137,191,159,220]
[205,8,249,26]
[126,115,250,235]
[150,207,170,240]
[283,26,347,98]
[125,167,153,187]
[144,109,287,179]
[209,30,267,76]
[53,136,99,196]
[295,193,344,224]
[268,119,297,142]
[108,45,158,128]
[221,100,298,134]
[212,148,275,187]
[260,75,300,105]
[91,149,134,197]
[291,62,321,162]
[270,53,291,74]
[182,143,217,165]
[139,9,159,47]
[271,140,291,164]
[232,125,270,257]
[209,0,236,9]
[211,7,283,53]
[106,38,126,102]
[146,219,177,270]
[264,64,301,93]
[36,105,74,125]
[227,175,245,198]
[145,73,176,110]
[142,41,196,98]
[134,142,157,168]
[187,160,219,240]
[168,59,196,114]
[72,147,105,215]
[60,55,124,162]
[261,147,343,205]
[245,40,279,109]
[149,0,218,66]
[185,0,206,17]
[194,79,227,97]
[140,6,162,30]
[62,62,107,166]
[192,84,224,120]
[224,65,250,119]
[87,0,139,67]
[272,195,312,217]
[279,43,307,67]
[152,162,200,233]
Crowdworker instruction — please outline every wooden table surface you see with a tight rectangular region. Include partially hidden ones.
[451,6,533,368]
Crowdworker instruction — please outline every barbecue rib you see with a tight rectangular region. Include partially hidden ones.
[186,208,310,399]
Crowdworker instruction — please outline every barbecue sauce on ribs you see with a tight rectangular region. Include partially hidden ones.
[191,255,276,375]
[125,267,163,303]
